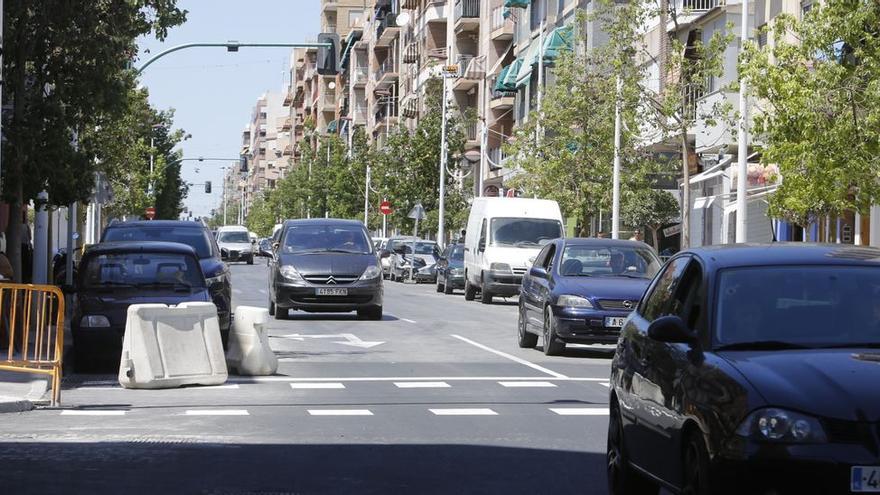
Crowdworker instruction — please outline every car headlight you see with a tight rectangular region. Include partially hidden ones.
[80,315,111,328]
[557,295,594,308]
[490,262,512,272]
[205,273,224,286]
[280,265,305,282]
[359,265,382,280]
[735,408,827,443]
[450,267,463,276]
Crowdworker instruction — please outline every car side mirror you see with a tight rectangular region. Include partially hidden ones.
[648,315,697,345]
[529,266,547,279]
[272,242,280,251]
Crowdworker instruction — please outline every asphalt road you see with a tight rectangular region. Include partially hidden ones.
[0,259,616,494]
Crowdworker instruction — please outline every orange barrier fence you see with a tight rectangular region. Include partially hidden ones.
[0,283,65,405]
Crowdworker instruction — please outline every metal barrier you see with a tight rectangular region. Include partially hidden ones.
[0,283,65,405]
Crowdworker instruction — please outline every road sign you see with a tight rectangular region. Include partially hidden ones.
[145,207,156,220]
[380,200,393,215]
[408,203,427,220]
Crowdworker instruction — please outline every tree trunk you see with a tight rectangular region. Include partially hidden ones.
[680,128,691,250]
[649,226,661,253]
[659,0,669,94]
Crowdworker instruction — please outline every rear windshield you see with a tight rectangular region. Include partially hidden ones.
[282,224,372,255]
[104,227,215,259]
[491,218,562,248]
[82,252,204,288]
[218,231,250,243]
[448,245,465,261]
[401,242,439,256]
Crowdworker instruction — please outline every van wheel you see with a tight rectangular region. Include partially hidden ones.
[464,276,476,301]
[274,307,288,320]
[480,274,493,304]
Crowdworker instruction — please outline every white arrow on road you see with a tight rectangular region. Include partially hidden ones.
[276,333,385,349]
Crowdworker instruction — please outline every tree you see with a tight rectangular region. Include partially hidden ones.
[621,189,679,250]
[3,0,187,279]
[740,1,880,233]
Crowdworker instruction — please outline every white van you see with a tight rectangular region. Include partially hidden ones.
[463,198,564,304]
[216,225,255,265]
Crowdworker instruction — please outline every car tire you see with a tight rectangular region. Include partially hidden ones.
[274,307,288,320]
[436,278,444,293]
[73,343,95,374]
[247,255,254,265]
[607,400,659,495]
[358,305,382,320]
[443,279,454,295]
[517,302,538,348]
[464,275,476,301]
[480,274,493,305]
[682,429,712,495]
[542,308,565,356]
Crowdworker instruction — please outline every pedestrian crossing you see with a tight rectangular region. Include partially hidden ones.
[53,406,609,418]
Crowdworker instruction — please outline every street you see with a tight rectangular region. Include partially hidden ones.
[0,261,613,494]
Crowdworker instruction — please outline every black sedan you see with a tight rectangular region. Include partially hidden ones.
[518,238,661,355]
[436,243,465,294]
[70,242,212,371]
[608,244,880,495]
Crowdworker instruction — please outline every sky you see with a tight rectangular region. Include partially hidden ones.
[136,0,321,220]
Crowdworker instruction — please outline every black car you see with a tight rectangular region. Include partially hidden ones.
[436,243,465,294]
[101,220,232,344]
[268,219,383,320]
[518,238,660,355]
[608,244,880,495]
[70,242,211,371]
[257,238,273,257]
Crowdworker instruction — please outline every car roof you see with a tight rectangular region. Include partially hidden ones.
[562,238,652,249]
[85,241,199,257]
[686,243,880,270]
[107,220,207,229]
[282,218,365,227]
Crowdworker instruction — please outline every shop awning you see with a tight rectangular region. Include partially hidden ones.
[503,58,523,88]
[495,64,517,91]
[515,41,541,87]
[503,0,530,7]
[327,120,338,134]
[541,25,573,63]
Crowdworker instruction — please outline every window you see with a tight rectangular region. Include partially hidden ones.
[282,224,372,255]
[490,218,563,247]
[479,219,488,249]
[349,9,363,27]
[530,0,546,31]
[669,261,703,330]
[542,244,556,272]
[218,231,250,243]
[757,24,768,48]
[639,256,692,321]
[801,0,813,17]
[103,227,215,259]
[82,252,204,289]
[560,245,662,279]
[533,243,554,268]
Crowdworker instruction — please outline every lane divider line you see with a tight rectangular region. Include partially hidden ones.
[61,410,127,416]
[498,381,557,388]
[549,408,609,416]
[599,382,611,388]
[289,383,346,390]
[449,334,569,379]
[308,409,373,416]
[394,381,451,388]
[430,408,498,416]
[228,376,606,383]
[400,318,417,324]
[184,409,250,416]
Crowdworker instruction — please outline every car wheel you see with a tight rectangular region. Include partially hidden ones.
[443,279,454,295]
[358,305,382,320]
[274,307,288,320]
[480,274,493,304]
[464,275,476,301]
[268,297,275,316]
[607,400,659,495]
[542,308,565,356]
[73,343,95,374]
[682,430,711,495]
[517,302,538,348]
[436,277,444,293]
[247,255,254,265]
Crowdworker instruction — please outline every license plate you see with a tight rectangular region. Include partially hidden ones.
[605,317,627,328]
[852,466,880,492]
[316,288,348,296]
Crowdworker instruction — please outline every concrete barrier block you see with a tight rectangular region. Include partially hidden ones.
[227,306,278,376]
[118,302,228,389]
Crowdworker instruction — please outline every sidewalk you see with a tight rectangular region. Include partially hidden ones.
[0,370,49,413]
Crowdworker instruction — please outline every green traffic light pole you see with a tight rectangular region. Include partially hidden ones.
[137,41,331,74]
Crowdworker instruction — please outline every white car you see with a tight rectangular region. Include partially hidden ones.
[216,225,255,265]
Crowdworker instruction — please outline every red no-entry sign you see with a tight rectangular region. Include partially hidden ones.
[379,201,393,216]
[145,207,156,220]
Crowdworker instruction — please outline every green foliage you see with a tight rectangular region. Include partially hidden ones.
[246,194,276,238]
[740,1,880,224]
[621,188,679,249]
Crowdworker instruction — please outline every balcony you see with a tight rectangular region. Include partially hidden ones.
[352,105,368,125]
[454,0,480,33]
[464,121,479,149]
[321,93,338,113]
[374,100,399,128]
[353,67,368,87]
[491,6,514,41]
[321,1,338,13]
[401,0,418,8]
[283,143,294,156]
[452,55,485,92]
[304,62,317,80]
[279,116,292,131]
[403,42,419,63]
[283,90,293,106]
[490,90,516,110]
[376,58,399,88]
[670,0,725,29]
[425,0,448,23]
[375,14,400,47]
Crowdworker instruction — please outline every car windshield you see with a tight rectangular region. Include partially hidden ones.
[559,245,661,279]
[104,227,214,259]
[218,231,250,243]
[81,252,204,289]
[491,218,562,247]
[282,224,372,254]
[715,266,880,348]
[448,245,465,261]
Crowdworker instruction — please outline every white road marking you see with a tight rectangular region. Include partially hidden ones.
[61,410,127,416]
[308,409,373,416]
[599,382,610,388]
[394,381,451,388]
[258,289,267,295]
[400,318,417,324]
[184,409,249,416]
[228,376,607,383]
[498,381,557,388]
[289,382,345,389]
[549,407,609,416]
[449,334,569,379]
[430,408,498,416]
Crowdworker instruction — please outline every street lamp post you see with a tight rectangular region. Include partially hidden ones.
[611,76,622,239]
[735,0,750,243]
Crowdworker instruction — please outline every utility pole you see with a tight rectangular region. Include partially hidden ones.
[735,0,750,243]
[611,76,622,239]
[437,71,449,247]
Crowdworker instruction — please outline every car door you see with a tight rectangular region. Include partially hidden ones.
[617,255,693,475]
[522,243,553,325]
[532,242,558,319]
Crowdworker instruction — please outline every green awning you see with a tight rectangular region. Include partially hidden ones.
[327,120,338,134]
[502,7,512,18]
[503,58,523,88]
[503,0,530,7]
[495,64,517,92]
[542,25,573,63]
[515,41,540,87]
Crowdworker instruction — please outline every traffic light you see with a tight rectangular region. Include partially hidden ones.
[317,33,340,75]
[205,181,212,194]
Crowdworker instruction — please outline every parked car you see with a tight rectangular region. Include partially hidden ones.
[463,197,564,304]
[379,236,417,279]
[257,238,273,257]
[607,244,880,495]
[436,243,465,294]
[389,240,439,282]
[413,262,437,283]
[518,238,660,355]
[216,225,255,264]
[268,218,383,320]
[70,242,211,371]
[101,220,232,345]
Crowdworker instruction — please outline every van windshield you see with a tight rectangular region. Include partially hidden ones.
[491,218,563,247]
[218,231,250,243]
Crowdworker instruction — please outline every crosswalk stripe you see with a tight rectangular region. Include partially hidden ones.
[394,381,451,388]
[61,410,127,416]
[549,408,609,416]
[289,382,346,390]
[184,409,249,416]
[308,409,373,416]
[498,381,557,388]
[429,408,498,416]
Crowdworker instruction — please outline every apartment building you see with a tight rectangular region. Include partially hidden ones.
[239,91,287,213]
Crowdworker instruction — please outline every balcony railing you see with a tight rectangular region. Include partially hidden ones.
[455,0,480,20]
[375,100,399,124]
[464,121,478,141]
[353,105,368,123]
[377,58,398,80]
[488,147,508,170]
[323,93,338,108]
[353,67,368,85]
[457,54,486,79]
[491,6,507,31]
[675,0,724,13]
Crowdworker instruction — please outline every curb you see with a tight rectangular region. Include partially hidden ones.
[0,395,34,413]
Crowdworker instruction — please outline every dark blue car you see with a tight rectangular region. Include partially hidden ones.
[517,238,661,355]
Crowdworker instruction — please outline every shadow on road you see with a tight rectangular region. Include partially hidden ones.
[282,312,400,322]
[0,442,607,494]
